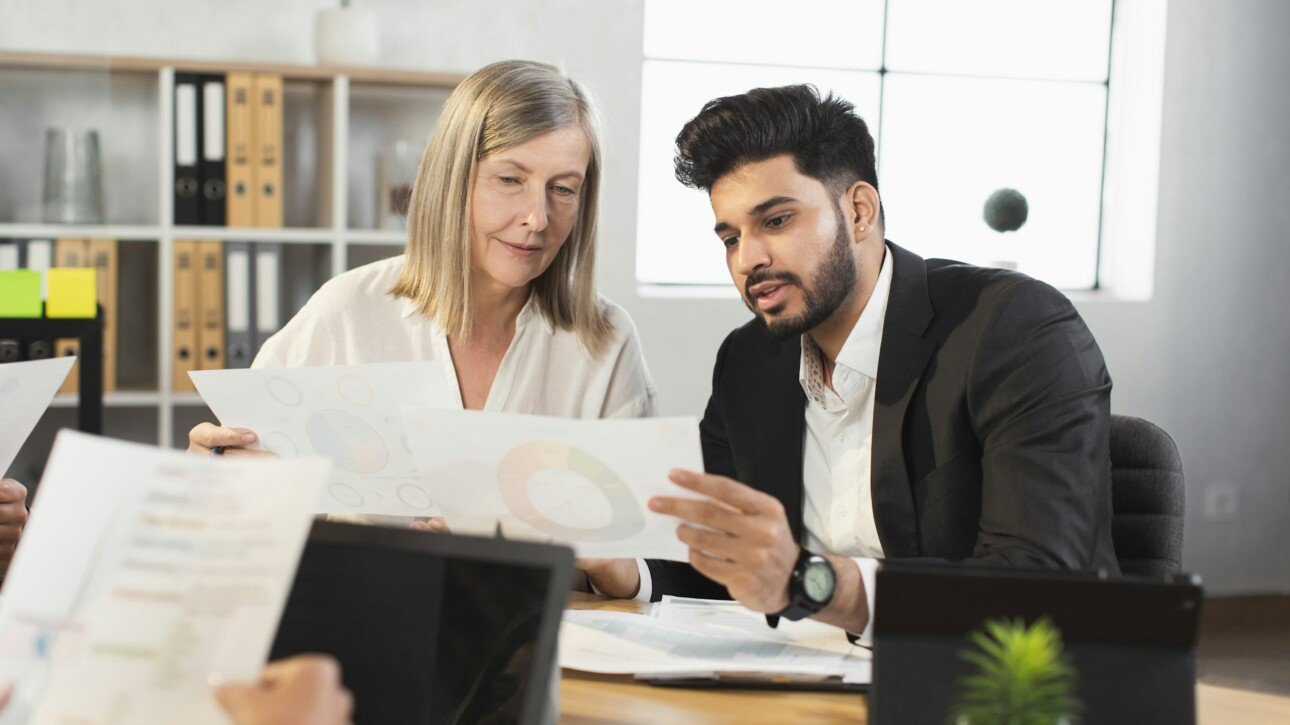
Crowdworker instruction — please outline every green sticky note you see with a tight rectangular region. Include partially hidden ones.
[46,268,97,318]
[0,270,43,318]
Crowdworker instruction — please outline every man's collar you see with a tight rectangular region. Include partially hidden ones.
[800,244,893,383]
[797,244,893,404]
[833,244,893,380]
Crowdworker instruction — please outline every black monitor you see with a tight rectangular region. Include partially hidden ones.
[869,563,1203,725]
[270,520,574,725]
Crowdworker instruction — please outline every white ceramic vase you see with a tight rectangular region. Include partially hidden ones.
[314,4,379,67]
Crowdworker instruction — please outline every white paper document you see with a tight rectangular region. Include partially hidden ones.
[0,356,75,476]
[0,430,329,725]
[191,361,455,515]
[560,609,870,684]
[401,408,703,560]
[652,596,862,651]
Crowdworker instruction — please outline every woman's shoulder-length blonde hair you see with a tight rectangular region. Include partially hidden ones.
[390,59,611,355]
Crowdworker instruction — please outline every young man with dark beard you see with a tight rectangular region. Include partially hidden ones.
[583,85,1118,640]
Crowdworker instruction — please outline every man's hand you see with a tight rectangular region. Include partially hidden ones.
[214,655,353,725]
[577,558,641,599]
[0,479,29,576]
[648,469,798,614]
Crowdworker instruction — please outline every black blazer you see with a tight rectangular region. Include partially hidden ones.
[647,242,1119,600]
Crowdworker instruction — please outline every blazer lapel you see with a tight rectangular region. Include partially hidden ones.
[872,242,937,556]
[753,336,807,543]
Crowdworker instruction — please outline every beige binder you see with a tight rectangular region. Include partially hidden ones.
[252,74,284,228]
[172,240,199,392]
[196,240,226,370]
[226,72,256,227]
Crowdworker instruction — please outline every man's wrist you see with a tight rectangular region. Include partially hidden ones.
[586,559,641,599]
[811,554,869,634]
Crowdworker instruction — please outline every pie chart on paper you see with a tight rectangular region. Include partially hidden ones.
[497,441,644,541]
[305,409,389,474]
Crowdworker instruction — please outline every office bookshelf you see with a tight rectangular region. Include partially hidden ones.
[0,51,463,459]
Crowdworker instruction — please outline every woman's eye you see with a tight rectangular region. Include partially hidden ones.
[552,185,576,196]
[499,176,520,185]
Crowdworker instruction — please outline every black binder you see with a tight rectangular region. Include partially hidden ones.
[173,73,203,226]
[199,74,228,226]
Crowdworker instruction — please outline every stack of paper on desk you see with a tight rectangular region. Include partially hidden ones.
[0,431,329,725]
[560,598,870,686]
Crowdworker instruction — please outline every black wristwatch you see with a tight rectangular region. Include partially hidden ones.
[766,549,836,626]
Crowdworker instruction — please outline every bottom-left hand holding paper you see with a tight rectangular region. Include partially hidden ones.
[0,430,329,725]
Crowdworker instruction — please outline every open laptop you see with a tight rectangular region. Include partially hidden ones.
[270,520,575,725]
[869,563,1203,725]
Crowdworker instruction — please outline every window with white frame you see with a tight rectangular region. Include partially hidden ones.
[637,0,1153,293]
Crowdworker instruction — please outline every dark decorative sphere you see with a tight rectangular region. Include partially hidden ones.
[983,188,1029,233]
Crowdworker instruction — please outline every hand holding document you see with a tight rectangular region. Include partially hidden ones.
[191,362,454,516]
[0,357,75,476]
[0,431,328,725]
[401,408,703,560]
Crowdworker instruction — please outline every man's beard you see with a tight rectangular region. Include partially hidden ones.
[743,210,858,339]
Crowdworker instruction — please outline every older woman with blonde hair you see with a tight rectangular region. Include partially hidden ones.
[187,60,651,597]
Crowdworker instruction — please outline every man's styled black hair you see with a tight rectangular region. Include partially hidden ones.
[673,84,884,223]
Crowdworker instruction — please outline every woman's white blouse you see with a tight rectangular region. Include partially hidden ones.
[253,255,659,420]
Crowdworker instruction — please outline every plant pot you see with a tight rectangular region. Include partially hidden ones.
[314,5,379,67]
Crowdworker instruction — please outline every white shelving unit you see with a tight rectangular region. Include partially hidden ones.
[0,51,460,451]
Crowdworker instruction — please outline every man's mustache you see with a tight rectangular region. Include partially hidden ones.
[744,271,802,300]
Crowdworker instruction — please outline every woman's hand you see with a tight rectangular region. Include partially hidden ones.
[214,655,353,725]
[410,517,451,534]
[187,423,275,457]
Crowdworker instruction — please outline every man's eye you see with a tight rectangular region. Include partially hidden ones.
[767,214,791,229]
[722,236,739,249]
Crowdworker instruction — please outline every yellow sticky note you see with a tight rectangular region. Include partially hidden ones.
[46,268,98,318]
[0,270,43,317]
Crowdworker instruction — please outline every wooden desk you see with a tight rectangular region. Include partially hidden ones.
[560,594,1290,724]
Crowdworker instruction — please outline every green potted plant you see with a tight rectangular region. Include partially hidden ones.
[954,616,1081,725]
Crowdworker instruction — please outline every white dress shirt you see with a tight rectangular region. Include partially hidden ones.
[634,247,892,643]
[252,255,660,525]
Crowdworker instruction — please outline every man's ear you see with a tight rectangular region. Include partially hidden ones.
[844,181,881,239]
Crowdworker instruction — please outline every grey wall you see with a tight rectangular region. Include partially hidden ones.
[3,0,1286,593]
[1077,0,1290,594]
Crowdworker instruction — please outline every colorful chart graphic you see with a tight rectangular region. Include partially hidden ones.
[305,409,389,474]
[329,482,365,508]
[262,431,299,458]
[496,441,644,541]
[337,374,375,407]
[267,377,303,406]
[397,484,433,510]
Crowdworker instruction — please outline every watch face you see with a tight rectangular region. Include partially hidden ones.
[802,561,835,603]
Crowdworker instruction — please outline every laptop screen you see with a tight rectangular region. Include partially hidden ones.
[270,521,573,725]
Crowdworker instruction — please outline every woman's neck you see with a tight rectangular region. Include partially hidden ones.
[461,272,530,348]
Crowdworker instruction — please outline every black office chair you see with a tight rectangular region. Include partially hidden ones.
[1109,415,1185,575]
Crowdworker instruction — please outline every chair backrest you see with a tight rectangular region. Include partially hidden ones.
[1109,415,1185,575]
